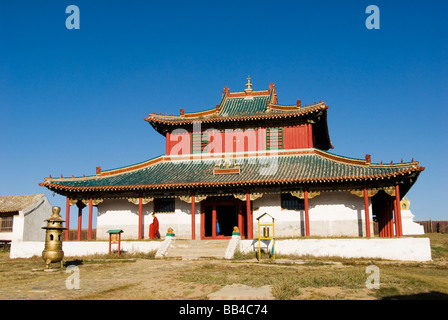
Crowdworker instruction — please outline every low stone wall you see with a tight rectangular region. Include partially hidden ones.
[239,238,432,262]
[10,241,162,259]
[10,237,432,262]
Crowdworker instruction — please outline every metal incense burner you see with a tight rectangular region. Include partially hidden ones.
[42,206,67,269]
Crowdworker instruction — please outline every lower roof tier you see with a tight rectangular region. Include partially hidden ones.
[40,149,424,197]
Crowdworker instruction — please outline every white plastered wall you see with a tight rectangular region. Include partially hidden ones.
[96,192,374,239]
[96,198,200,240]
[252,191,374,238]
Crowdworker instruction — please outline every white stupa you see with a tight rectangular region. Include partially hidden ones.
[400,197,425,235]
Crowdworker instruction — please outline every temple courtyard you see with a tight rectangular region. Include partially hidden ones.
[0,233,447,300]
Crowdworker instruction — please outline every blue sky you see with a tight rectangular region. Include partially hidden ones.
[0,0,447,228]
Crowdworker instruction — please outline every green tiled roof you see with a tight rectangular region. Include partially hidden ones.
[143,87,316,125]
[219,96,270,117]
[40,150,424,194]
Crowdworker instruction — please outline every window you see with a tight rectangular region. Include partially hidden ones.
[0,215,14,232]
[266,128,284,150]
[154,198,175,213]
[281,193,304,210]
[192,131,209,154]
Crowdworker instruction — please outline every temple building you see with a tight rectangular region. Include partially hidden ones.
[40,78,425,241]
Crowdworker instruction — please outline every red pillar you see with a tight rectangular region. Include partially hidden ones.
[138,197,143,239]
[394,199,398,237]
[386,199,394,237]
[304,188,310,236]
[363,187,371,237]
[191,193,196,240]
[65,197,70,241]
[201,203,205,240]
[246,190,253,239]
[212,205,217,238]
[118,233,121,257]
[395,185,403,237]
[76,202,85,241]
[88,198,93,240]
[166,132,171,155]
[238,204,243,238]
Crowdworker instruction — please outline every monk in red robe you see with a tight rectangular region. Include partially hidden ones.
[149,213,160,239]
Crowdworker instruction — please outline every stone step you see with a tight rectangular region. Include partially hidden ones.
[166,239,229,260]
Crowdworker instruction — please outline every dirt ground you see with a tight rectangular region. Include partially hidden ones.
[0,258,216,300]
[0,256,378,300]
[1,233,447,300]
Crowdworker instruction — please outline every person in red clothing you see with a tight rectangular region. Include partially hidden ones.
[149,212,160,239]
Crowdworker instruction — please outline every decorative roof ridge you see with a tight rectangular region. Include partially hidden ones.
[145,103,328,125]
[313,149,424,170]
[269,101,326,112]
[144,83,277,121]
[225,90,271,98]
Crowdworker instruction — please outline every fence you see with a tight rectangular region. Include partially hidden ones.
[65,229,97,240]
[415,221,448,233]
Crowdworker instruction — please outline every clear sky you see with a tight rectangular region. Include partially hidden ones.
[1,0,447,229]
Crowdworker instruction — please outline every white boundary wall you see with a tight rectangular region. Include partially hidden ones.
[10,241,162,259]
[240,237,432,261]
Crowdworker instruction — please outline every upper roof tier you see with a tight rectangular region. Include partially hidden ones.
[145,79,332,150]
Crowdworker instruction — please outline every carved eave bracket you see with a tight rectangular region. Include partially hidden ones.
[127,197,154,205]
[233,193,263,201]
[178,195,208,203]
[81,199,104,206]
[350,189,379,198]
[290,191,320,199]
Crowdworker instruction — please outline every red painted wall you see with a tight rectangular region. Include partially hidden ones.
[166,124,313,155]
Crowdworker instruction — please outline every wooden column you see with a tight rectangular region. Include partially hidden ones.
[246,190,253,239]
[238,203,243,239]
[88,198,93,240]
[166,132,171,155]
[76,201,85,241]
[212,205,217,238]
[394,199,399,237]
[200,203,205,240]
[395,185,403,237]
[138,197,143,239]
[363,187,371,237]
[65,197,70,241]
[304,188,310,236]
[386,198,394,237]
[191,193,196,240]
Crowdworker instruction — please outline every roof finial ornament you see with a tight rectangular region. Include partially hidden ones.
[245,75,253,93]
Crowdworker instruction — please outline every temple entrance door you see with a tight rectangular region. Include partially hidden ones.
[201,198,248,239]
[372,190,395,237]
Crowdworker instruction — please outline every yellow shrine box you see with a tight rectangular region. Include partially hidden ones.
[256,213,275,261]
